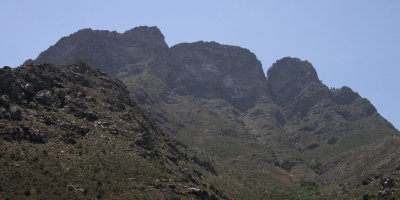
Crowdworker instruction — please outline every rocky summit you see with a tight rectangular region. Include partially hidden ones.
[167,41,269,110]
[34,26,169,76]
[3,26,399,199]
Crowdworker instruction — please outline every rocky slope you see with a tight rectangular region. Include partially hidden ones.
[32,26,399,199]
[0,63,228,199]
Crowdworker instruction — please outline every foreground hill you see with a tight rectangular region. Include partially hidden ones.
[32,26,399,199]
[0,63,229,199]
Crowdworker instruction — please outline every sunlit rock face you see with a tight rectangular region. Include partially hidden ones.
[168,41,269,111]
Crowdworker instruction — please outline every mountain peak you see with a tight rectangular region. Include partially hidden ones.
[120,26,168,48]
[267,57,319,85]
[267,57,322,107]
[168,41,269,110]
[35,26,168,76]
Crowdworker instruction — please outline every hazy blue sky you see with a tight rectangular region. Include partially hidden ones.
[1,0,399,129]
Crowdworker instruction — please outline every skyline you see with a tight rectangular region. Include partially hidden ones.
[1,0,399,128]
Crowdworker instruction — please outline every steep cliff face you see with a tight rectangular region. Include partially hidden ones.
[168,41,269,110]
[35,26,169,76]
[267,57,332,120]
[268,57,322,106]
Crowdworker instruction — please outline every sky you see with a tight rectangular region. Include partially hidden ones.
[0,0,399,129]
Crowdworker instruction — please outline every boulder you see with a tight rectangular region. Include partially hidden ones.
[0,95,10,108]
[0,125,47,143]
[10,105,22,120]
[0,107,9,119]
[23,83,36,96]
[24,128,48,143]
[86,112,99,121]
[34,90,53,105]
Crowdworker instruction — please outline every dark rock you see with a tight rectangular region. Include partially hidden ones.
[68,185,76,191]
[302,143,320,151]
[0,125,47,143]
[327,137,338,145]
[135,132,155,150]
[117,103,125,110]
[62,104,74,114]
[24,127,48,143]
[362,179,370,186]
[42,115,53,125]
[109,129,119,135]
[359,99,377,116]
[249,109,264,118]
[1,126,25,141]
[190,156,217,175]
[299,124,317,132]
[85,96,96,102]
[10,105,23,120]
[279,160,295,171]
[86,112,99,121]
[70,99,87,109]
[378,189,393,196]
[60,121,89,136]
[337,110,352,120]
[73,110,87,118]
[61,132,76,144]
[0,73,25,101]
[76,92,85,98]
[78,126,90,136]
[34,90,53,105]
[0,107,9,119]
[381,177,395,189]
[190,189,217,200]
[22,83,35,96]
[332,86,359,105]
[0,95,10,108]
[270,107,286,125]
[362,176,373,186]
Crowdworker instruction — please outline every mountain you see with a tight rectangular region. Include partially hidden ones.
[29,26,400,199]
[0,63,229,199]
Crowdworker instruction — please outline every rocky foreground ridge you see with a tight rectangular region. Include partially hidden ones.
[0,63,226,199]
[15,26,400,199]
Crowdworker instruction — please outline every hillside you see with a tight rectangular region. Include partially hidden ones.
[0,63,230,199]
[32,26,400,199]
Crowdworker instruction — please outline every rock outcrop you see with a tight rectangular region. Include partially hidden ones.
[168,41,269,110]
